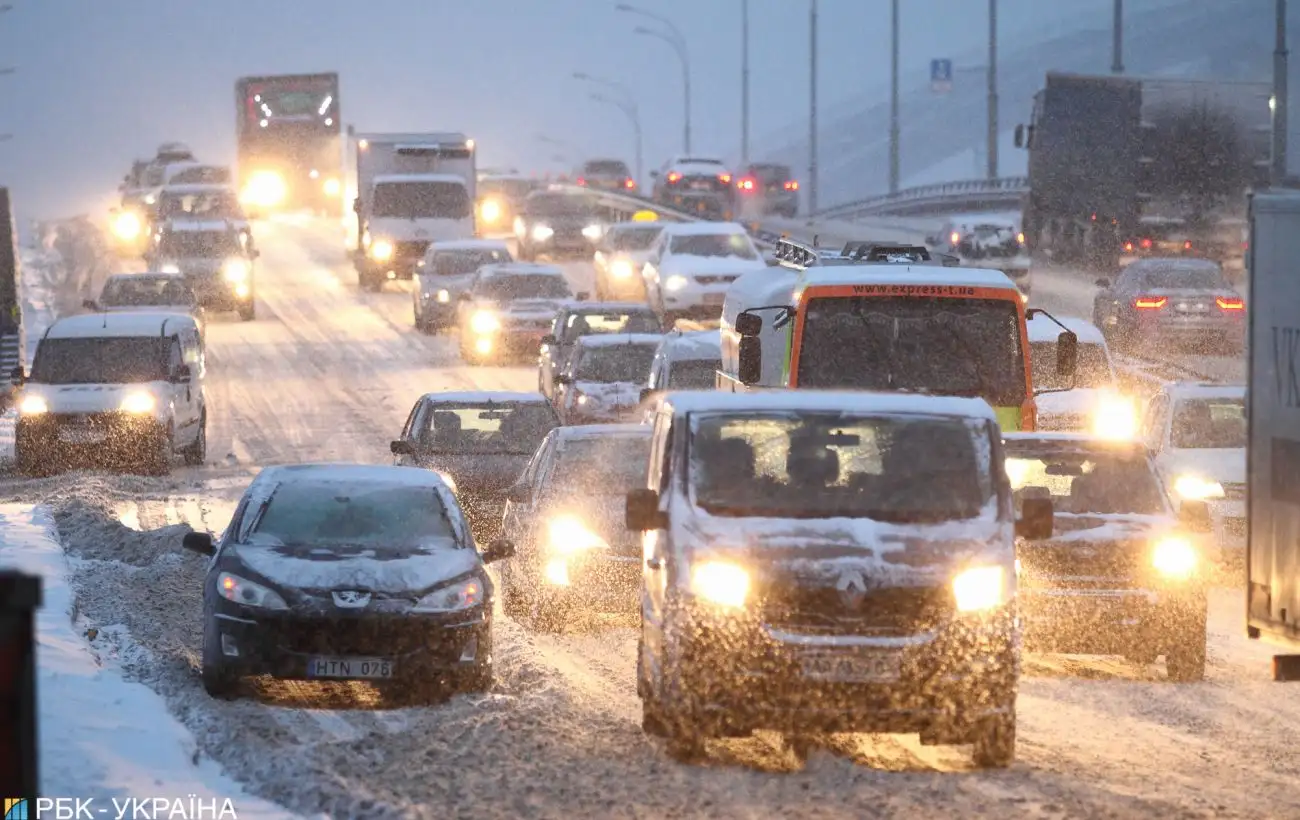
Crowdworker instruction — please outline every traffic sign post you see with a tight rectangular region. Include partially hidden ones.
[931,58,953,93]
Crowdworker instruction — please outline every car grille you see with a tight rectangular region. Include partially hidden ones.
[394,240,430,260]
[761,581,954,636]
[694,275,739,286]
[1018,540,1145,581]
[1222,482,1246,501]
[273,616,438,656]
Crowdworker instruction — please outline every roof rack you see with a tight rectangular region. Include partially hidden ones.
[774,237,961,270]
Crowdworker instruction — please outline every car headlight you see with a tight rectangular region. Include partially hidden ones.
[240,170,287,209]
[223,259,249,283]
[480,199,502,224]
[547,514,608,554]
[369,238,394,261]
[436,289,450,303]
[611,259,634,279]
[112,211,142,241]
[665,274,688,291]
[690,561,750,608]
[323,177,341,197]
[470,310,500,334]
[1152,536,1197,579]
[514,216,526,237]
[1091,394,1137,440]
[532,224,554,241]
[544,558,570,586]
[159,262,180,274]
[412,577,485,612]
[952,565,1007,612]
[143,193,157,205]
[119,391,156,414]
[582,224,603,240]
[218,572,288,610]
[18,394,47,415]
[1174,474,1225,500]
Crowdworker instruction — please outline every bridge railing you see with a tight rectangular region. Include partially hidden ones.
[815,176,1028,221]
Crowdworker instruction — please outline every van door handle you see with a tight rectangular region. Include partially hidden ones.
[646,558,663,570]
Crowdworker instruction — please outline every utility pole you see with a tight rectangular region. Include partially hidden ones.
[987,0,999,179]
[809,0,818,215]
[1275,0,1289,185]
[741,0,750,166]
[1111,0,1124,73]
[889,0,900,193]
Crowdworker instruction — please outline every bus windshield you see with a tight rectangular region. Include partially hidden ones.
[796,296,1027,407]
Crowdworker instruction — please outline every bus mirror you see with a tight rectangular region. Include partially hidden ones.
[735,312,762,337]
[1056,331,1078,376]
[738,337,762,384]
[1014,124,1025,148]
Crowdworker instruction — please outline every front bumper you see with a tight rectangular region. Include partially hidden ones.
[16,412,168,468]
[189,275,253,309]
[1019,583,1204,654]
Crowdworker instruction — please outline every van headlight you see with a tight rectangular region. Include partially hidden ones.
[480,198,502,224]
[665,274,688,291]
[369,238,394,261]
[470,310,500,334]
[582,224,603,240]
[690,561,750,609]
[1173,474,1224,500]
[532,224,554,242]
[611,259,634,279]
[119,391,156,414]
[223,259,249,282]
[1091,394,1138,440]
[1152,536,1197,579]
[952,565,1007,612]
[18,394,47,415]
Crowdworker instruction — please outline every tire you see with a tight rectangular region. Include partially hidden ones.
[201,661,238,699]
[238,300,255,321]
[181,414,206,467]
[971,710,1017,768]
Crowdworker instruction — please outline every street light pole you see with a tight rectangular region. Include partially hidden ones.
[618,4,692,154]
[1275,0,1289,185]
[741,0,750,166]
[1111,0,1125,74]
[987,0,999,180]
[809,0,818,216]
[590,92,643,188]
[889,0,900,193]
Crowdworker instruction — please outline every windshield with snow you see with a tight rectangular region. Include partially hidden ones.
[1004,449,1165,516]
[668,359,721,388]
[545,435,652,495]
[1031,341,1111,390]
[473,274,571,301]
[431,248,511,277]
[1171,398,1246,449]
[689,412,994,522]
[373,181,471,219]
[609,226,662,251]
[797,297,1027,407]
[562,311,660,341]
[159,190,241,220]
[32,337,169,384]
[100,277,193,307]
[668,233,758,260]
[419,403,558,454]
[158,231,243,258]
[573,344,658,383]
[250,483,455,549]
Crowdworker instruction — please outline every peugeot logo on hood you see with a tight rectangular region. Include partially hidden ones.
[836,570,868,608]
[332,590,371,608]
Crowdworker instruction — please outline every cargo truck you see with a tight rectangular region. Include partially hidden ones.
[348,131,476,291]
[1245,189,1300,680]
[234,73,343,217]
[1015,72,1269,272]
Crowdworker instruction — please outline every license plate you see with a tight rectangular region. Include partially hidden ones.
[58,427,106,444]
[702,293,726,305]
[307,656,394,679]
[800,651,901,683]
[691,181,713,190]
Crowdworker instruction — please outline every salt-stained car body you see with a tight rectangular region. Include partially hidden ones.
[593,222,664,301]
[183,463,516,699]
[456,263,576,364]
[412,239,513,334]
[1004,433,1209,680]
[557,333,663,425]
[642,222,767,325]
[538,302,662,403]
[630,390,1048,768]
[498,424,653,627]
[1140,382,1246,561]
[1028,314,1133,436]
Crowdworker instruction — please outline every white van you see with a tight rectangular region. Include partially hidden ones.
[13,312,207,475]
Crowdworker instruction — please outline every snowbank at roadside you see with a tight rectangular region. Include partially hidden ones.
[0,502,296,816]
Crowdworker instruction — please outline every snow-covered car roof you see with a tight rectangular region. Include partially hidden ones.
[660,389,999,421]
[799,265,1019,293]
[556,423,651,442]
[1163,382,1247,401]
[659,329,722,361]
[575,333,664,350]
[1028,314,1106,344]
[373,173,469,186]
[662,221,749,237]
[478,262,565,278]
[567,301,656,314]
[419,391,549,405]
[160,219,242,233]
[44,311,199,340]
[429,239,510,253]
[248,463,457,494]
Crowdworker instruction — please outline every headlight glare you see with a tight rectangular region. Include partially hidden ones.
[532,224,554,242]
[470,310,500,334]
[240,170,287,209]
[159,262,180,274]
[436,289,450,303]
[112,211,142,241]
[1174,474,1224,500]
[323,177,341,197]
[690,561,750,608]
[1152,536,1197,578]
[952,565,1007,612]
[611,259,633,279]
[1091,394,1138,440]
[412,577,485,612]
[18,395,47,415]
[223,259,249,282]
[480,199,502,224]
[665,274,688,291]
[119,391,156,414]
[547,514,608,554]
[582,224,603,240]
[370,239,394,261]
[218,572,288,610]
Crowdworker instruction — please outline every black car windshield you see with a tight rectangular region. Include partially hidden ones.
[418,402,558,454]
[1171,397,1246,449]
[584,160,630,176]
[668,359,721,388]
[609,226,662,251]
[545,435,652,494]
[574,344,658,382]
[668,233,758,260]
[798,296,1027,407]
[474,274,571,301]
[690,412,995,522]
[101,278,193,307]
[158,231,242,257]
[525,194,593,217]
[250,482,455,549]
[32,337,169,384]
[432,249,510,276]
[1031,341,1111,390]
[372,181,471,219]
[1004,449,1165,516]
[1135,266,1227,290]
[562,312,661,341]
[478,178,535,200]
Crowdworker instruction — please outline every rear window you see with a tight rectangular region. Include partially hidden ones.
[431,248,511,276]
[546,435,652,494]
[419,403,559,454]
[101,277,193,307]
[474,273,572,300]
[562,311,661,341]
[1134,265,1227,290]
[668,359,721,388]
[749,164,791,181]
[609,226,662,251]
[574,343,658,382]
[373,181,471,220]
[584,160,630,176]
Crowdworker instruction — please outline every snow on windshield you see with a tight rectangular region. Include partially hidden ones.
[421,403,557,455]
[475,274,571,301]
[1135,265,1228,290]
[32,337,168,384]
[433,249,510,276]
[669,233,758,260]
[563,311,660,341]
[1171,397,1246,449]
[1031,342,1111,390]
[1005,450,1165,516]
[251,483,456,549]
[101,277,192,307]
[609,226,662,251]
[688,412,994,523]
[159,190,240,219]
[546,435,651,494]
[574,344,657,382]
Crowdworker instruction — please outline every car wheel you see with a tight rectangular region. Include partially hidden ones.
[181,413,206,466]
[200,621,239,699]
[971,710,1017,768]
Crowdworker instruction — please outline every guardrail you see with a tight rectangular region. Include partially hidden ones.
[557,185,782,250]
[816,176,1028,221]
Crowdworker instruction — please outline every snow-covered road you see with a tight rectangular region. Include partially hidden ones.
[14,217,1293,818]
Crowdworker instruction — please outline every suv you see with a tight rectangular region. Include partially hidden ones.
[13,312,207,475]
[149,219,259,321]
[577,159,635,192]
[627,390,1050,767]
[735,163,798,217]
[651,157,735,220]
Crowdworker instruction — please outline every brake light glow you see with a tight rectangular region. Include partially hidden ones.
[718,173,732,184]
[1016,231,1024,244]
[667,171,681,183]
[738,177,756,192]
[950,231,961,245]
[1184,240,1192,250]
[1216,296,1245,311]
[576,177,587,187]
[624,178,635,189]
[1134,296,1167,310]
[1140,238,1153,249]
[1124,241,1134,252]
[784,180,799,191]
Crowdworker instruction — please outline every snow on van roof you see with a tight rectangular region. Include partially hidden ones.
[1027,313,1105,343]
[661,221,749,237]
[557,423,651,441]
[661,390,998,420]
[429,239,510,252]
[480,262,565,278]
[575,333,664,349]
[419,391,549,405]
[661,329,722,360]
[798,264,1019,292]
[45,311,198,339]
[1165,382,1246,400]
[373,173,468,186]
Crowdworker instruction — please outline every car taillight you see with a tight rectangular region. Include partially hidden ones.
[667,171,681,183]
[576,177,587,187]
[784,180,799,191]
[1216,296,1245,311]
[950,231,961,245]
[1183,240,1193,250]
[718,173,732,184]
[738,177,756,192]
[1140,238,1152,249]
[624,178,635,189]
[1016,231,1025,245]
[1134,296,1167,310]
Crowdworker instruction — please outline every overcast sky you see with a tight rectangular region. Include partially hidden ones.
[0,0,1207,216]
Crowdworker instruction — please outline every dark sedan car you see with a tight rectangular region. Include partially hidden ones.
[514,191,605,260]
[498,424,652,629]
[184,463,515,700]
[538,302,662,403]
[390,391,560,542]
[1091,258,1245,355]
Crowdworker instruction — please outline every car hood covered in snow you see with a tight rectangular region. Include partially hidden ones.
[232,537,481,596]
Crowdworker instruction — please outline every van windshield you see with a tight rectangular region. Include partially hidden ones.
[158,231,242,258]
[689,412,994,523]
[32,337,170,384]
[373,181,471,219]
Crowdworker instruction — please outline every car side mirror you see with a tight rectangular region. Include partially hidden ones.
[738,337,762,385]
[626,488,667,531]
[1179,500,1213,533]
[1016,497,1054,540]
[182,531,215,557]
[556,373,573,385]
[82,299,99,312]
[10,365,24,385]
[1094,278,1111,289]
[390,439,414,456]
[1055,331,1078,377]
[506,483,531,504]
[481,538,516,564]
[1013,124,1025,148]
[541,334,558,347]
[734,311,762,337]
[172,364,192,383]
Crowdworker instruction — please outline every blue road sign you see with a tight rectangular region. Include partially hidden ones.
[931,58,952,93]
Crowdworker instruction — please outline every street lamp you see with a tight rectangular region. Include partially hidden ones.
[574,72,644,187]
[616,3,692,154]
